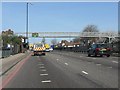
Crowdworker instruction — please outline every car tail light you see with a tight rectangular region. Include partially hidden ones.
[96,48,100,51]
[107,48,111,51]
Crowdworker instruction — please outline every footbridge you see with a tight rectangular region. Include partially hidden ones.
[15,32,119,38]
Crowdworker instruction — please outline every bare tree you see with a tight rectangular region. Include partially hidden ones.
[51,39,57,45]
[82,25,99,45]
[83,25,99,32]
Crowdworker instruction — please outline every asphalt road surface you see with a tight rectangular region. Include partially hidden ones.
[3,50,118,88]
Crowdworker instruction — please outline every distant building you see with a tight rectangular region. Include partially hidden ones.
[59,40,81,47]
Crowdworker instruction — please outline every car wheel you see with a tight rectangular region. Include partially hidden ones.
[107,55,110,57]
[93,52,97,57]
[42,53,45,55]
[88,54,91,57]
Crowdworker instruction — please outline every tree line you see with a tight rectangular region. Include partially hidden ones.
[1,29,26,50]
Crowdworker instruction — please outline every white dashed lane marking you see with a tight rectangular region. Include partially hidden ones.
[39,66,45,69]
[41,80,51,83]
[38,64,44,65]
[39,62,43,64]
[111,57,118,59]
[88,62,92,64]
[107,67,112,68]
[92,58,96,59]
[96,64,101,66]
[112,61,118,63]
[40,74,48,76]
[82,71,88,75]
[65,63,68,65]
[41,69,47,71]
[56,59,59,61]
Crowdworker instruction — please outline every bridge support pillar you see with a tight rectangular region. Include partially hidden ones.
[109,37,111,43]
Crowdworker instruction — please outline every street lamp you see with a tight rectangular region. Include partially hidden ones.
[26,3,28,46]
[26,2,32,49]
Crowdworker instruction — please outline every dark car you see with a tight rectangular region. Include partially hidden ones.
[87,43,111,57]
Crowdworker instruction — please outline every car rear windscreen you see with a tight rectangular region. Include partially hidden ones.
[97,44,108,48]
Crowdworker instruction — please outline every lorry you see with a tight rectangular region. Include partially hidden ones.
[33,42,46,56]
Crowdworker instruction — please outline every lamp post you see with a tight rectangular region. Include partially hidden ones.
[26,3,32,49]
[26,2,29,48]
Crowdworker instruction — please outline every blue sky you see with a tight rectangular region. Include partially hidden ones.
[2,2,118,44]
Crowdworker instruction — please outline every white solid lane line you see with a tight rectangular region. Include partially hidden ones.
[112,61,118,63]
[41,80,51,83]
[82,71,88,75]
[40,74,48,76]
[65,63,68,65]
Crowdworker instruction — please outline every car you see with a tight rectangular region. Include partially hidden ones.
[49,48,53,52]
[45,48,50,52]
[87,43,111,57]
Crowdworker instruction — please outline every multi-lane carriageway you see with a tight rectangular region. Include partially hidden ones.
[2,50,118,88]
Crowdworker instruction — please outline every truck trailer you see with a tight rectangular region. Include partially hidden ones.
[33,43,46,56]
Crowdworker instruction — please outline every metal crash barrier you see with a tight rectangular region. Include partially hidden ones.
[54,43,119,56]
